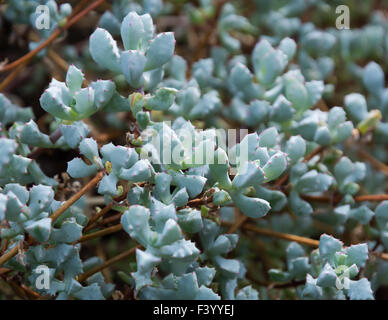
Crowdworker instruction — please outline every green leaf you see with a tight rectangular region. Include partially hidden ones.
[40,85,73,121]
[349,206,374,225]
[230,191,270,218]
[25,218,52,242]
[357,109,382,135]
[120,50,146,88]
[263,152,287,182]
[155,219,182,246]
[363,62,384,97]
[66,65,84,95]
[119,159,153,182]
[345,244,368,268]
[177,208,203,233]
[319,234,343,264]
[375,201,388,229]
[29,184,54,217]
[90,80,116,108]
[285,77,309,112]
[279,37,296,60]
[72,87,95,117]
[144,87,178,111]
[232,160,265,189]
[20,120,53,148]
[316,263,337,288]
[51,219,83,243]
[120,11,146,51]
[347,279,374,300]
[258,127,278,148]
[121,205,154,246]
[89,28,121,73]
[98,173,118,196]
[286,135,306,164]
[144,32,175,71]
[67,158,99,178]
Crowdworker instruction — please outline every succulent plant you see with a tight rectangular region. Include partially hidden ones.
[1,0,388,301]
[270,235,374,300]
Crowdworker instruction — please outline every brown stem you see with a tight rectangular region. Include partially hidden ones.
[95,131,124,144]
[222,221,388,261]
[47,49,90,86]
[371,251,388,261]
[185,194,214,208]
[273,172,290,189]
[0,0,106,73]
[77,245,140,283]
[301,194,388,203]
[21,284,43,299]
[99,213,123,226]
[0,268,11,276]
[84,203,116,232]
[0,62,27,92]
[193,0,228,61]
[0,172,104,266]
[304,146,325,162]
[84,193,127,232]
[0,245,20,267]
[51,171,104,222]
[6,279,29,299]
[0,0,97,91]
[230,222,320,246]
[1,239,8,255]
[270,280,306,289]
[358,149,388,177]
[300,194,340,203]
[227,214,248,234]
[0,272,42,299]
[0,218,123,266]
[77,224,123,243]
[47,50,69,73]
[355,194,388,202]
[49,126,62,144]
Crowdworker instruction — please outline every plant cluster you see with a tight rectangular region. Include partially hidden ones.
[1,0,388,300]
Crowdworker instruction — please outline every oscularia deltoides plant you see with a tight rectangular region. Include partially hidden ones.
[1,0,388,301]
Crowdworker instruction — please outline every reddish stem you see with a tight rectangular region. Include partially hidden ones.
[0,0,106,73]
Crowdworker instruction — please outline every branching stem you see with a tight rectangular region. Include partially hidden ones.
[0,172,104,266]
[0,0,106,73]
[51,171,104,222]
[222,221,388,261]
[77,224,123,243]
[77,245,140,283]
